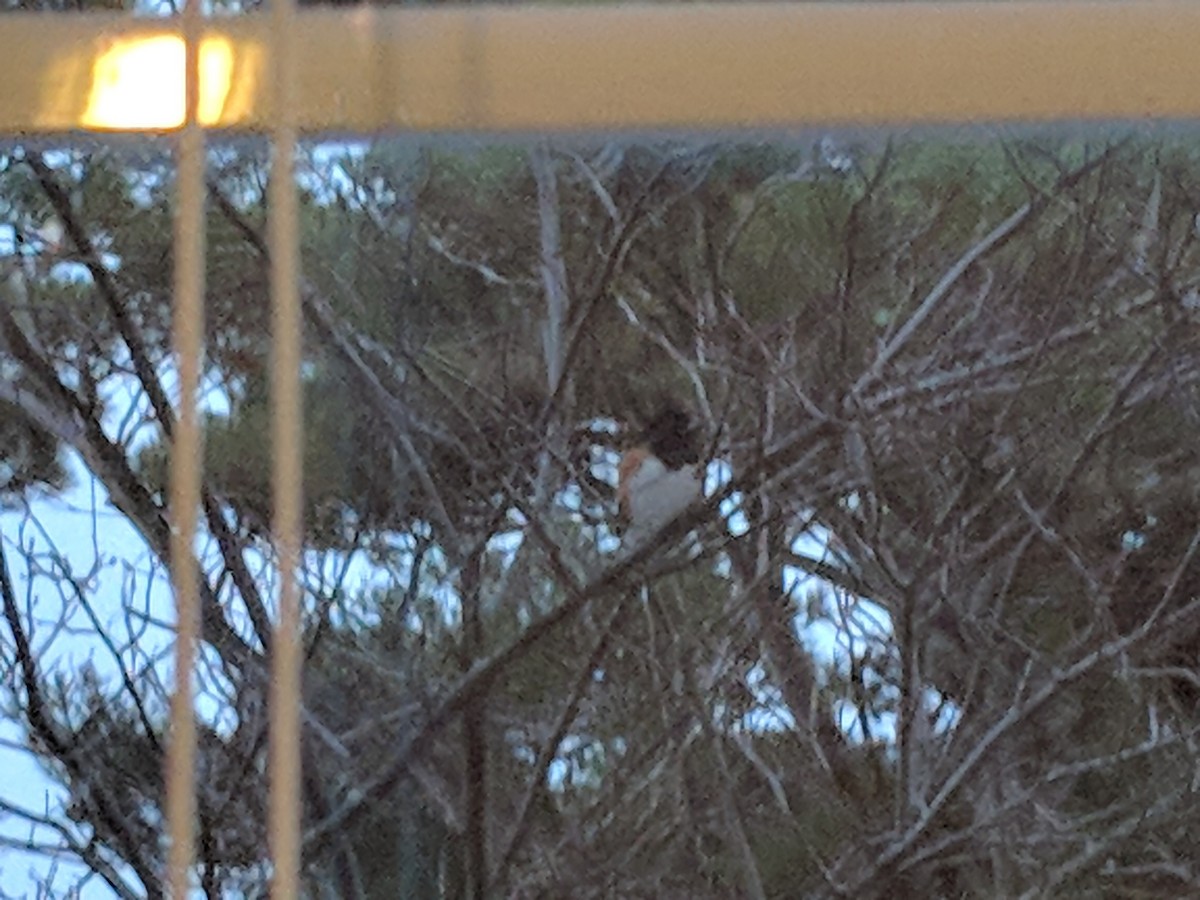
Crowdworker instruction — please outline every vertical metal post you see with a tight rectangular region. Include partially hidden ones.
[268,0,302,892]
[166,0,205,896]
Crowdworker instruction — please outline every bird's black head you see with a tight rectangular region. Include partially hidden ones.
[642,405,700,469]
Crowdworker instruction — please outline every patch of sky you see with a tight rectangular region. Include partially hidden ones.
[0,455,175,898]
[740,674,797,733]
[545,734,615,793]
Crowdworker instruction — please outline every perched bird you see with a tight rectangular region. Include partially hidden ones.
[617,405,704,548]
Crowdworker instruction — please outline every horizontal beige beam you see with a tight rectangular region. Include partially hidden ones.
[5,1,1200,135]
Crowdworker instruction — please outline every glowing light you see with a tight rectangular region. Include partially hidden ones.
[83,35,235,130]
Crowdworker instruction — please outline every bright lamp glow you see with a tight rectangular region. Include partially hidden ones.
[83,35,235,130]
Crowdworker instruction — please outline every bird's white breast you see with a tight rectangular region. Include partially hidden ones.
[624,458,703,535]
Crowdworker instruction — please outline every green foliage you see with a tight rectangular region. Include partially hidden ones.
[0,400,68,503]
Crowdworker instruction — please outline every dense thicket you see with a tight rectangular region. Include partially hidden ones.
[2,133,1200,898]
